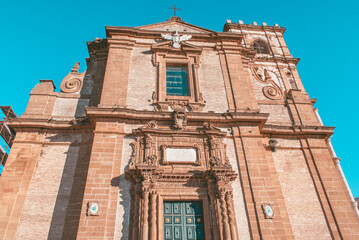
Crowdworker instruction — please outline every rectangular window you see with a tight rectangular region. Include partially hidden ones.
[166,65,189,96]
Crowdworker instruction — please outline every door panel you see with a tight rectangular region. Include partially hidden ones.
[163,201,204,240]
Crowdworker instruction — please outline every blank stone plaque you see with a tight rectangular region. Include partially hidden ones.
[166,148,197,163]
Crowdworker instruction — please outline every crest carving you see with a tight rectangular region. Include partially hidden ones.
[173,110,187,129]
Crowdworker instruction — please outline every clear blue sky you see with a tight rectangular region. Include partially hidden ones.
[0,0,358,196]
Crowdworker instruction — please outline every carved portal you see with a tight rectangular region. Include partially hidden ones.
[125,122,239,240]
[251,66,283,100]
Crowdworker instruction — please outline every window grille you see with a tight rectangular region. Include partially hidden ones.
[253,40,270,54]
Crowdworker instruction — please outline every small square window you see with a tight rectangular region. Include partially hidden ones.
[166,65,189,96]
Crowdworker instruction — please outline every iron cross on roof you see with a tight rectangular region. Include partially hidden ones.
[169,4,181,17]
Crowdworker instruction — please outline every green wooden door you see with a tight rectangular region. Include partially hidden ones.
[163,201,204,240]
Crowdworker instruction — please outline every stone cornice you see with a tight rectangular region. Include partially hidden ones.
[223,23,286,34]
[135,16,217,34]
[8,110,335,139]
[85,107,268,127]
[7,117,91,132]
[261,124,335,139]
[254,55,300,65]
[105,26,243,43]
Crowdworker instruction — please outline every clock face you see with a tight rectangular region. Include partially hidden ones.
[265,205,274,218]
[90,203,99,215]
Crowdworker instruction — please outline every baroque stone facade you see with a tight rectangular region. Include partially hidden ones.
[0,17,358,239]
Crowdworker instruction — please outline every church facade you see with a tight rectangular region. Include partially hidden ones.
[0,17,358,239]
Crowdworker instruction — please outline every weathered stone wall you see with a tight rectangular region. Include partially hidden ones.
[52,98,89,120]
[126,47,156,111]
[224,138,250,240]
[0,132,43,239]
[14,133,86,240]
[114,124,141,240]
[272,138,331,239]
[198,49,228,113]
[259,104,292,125]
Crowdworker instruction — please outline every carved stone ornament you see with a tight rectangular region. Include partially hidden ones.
[142,120,158,129]
[144,155,157,166]
[154,101,205,113]
[209,156,221,167]
[161,30,192,49]
[262,203,274,219]
[125,119,239,240]
[173,110,187,129]
[268,138,279,152]
[251,66,283,100]
[87,201,100,216]
[60,62,85,93]
[203,122,221,131]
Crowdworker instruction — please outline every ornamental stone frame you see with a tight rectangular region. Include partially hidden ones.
[125,122,239,240]
[151,41,205,112]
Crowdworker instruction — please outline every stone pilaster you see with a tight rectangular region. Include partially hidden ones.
[218,187,231,240]
[141,186,150,240]
[226,191,238,240]
[150,190,158,240]
[131,182,141,240]
[208,180,220,240]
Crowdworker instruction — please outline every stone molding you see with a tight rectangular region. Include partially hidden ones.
[224,22,286,34]
[151,40,205,112]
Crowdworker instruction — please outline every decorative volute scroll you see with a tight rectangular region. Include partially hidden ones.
[60,62,85,93]
[251,66,283,100]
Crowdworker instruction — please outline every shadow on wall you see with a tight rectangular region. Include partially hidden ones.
[112,135,134,239]
[43,58,105,238]
[46,133,93,240]
[111,173,132,240]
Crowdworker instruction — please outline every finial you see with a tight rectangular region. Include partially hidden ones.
[71,62,80,73]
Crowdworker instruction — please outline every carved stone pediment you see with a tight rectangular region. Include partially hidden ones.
[153,100,205,112]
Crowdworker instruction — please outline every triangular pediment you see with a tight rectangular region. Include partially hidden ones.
[136,17,215,34]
